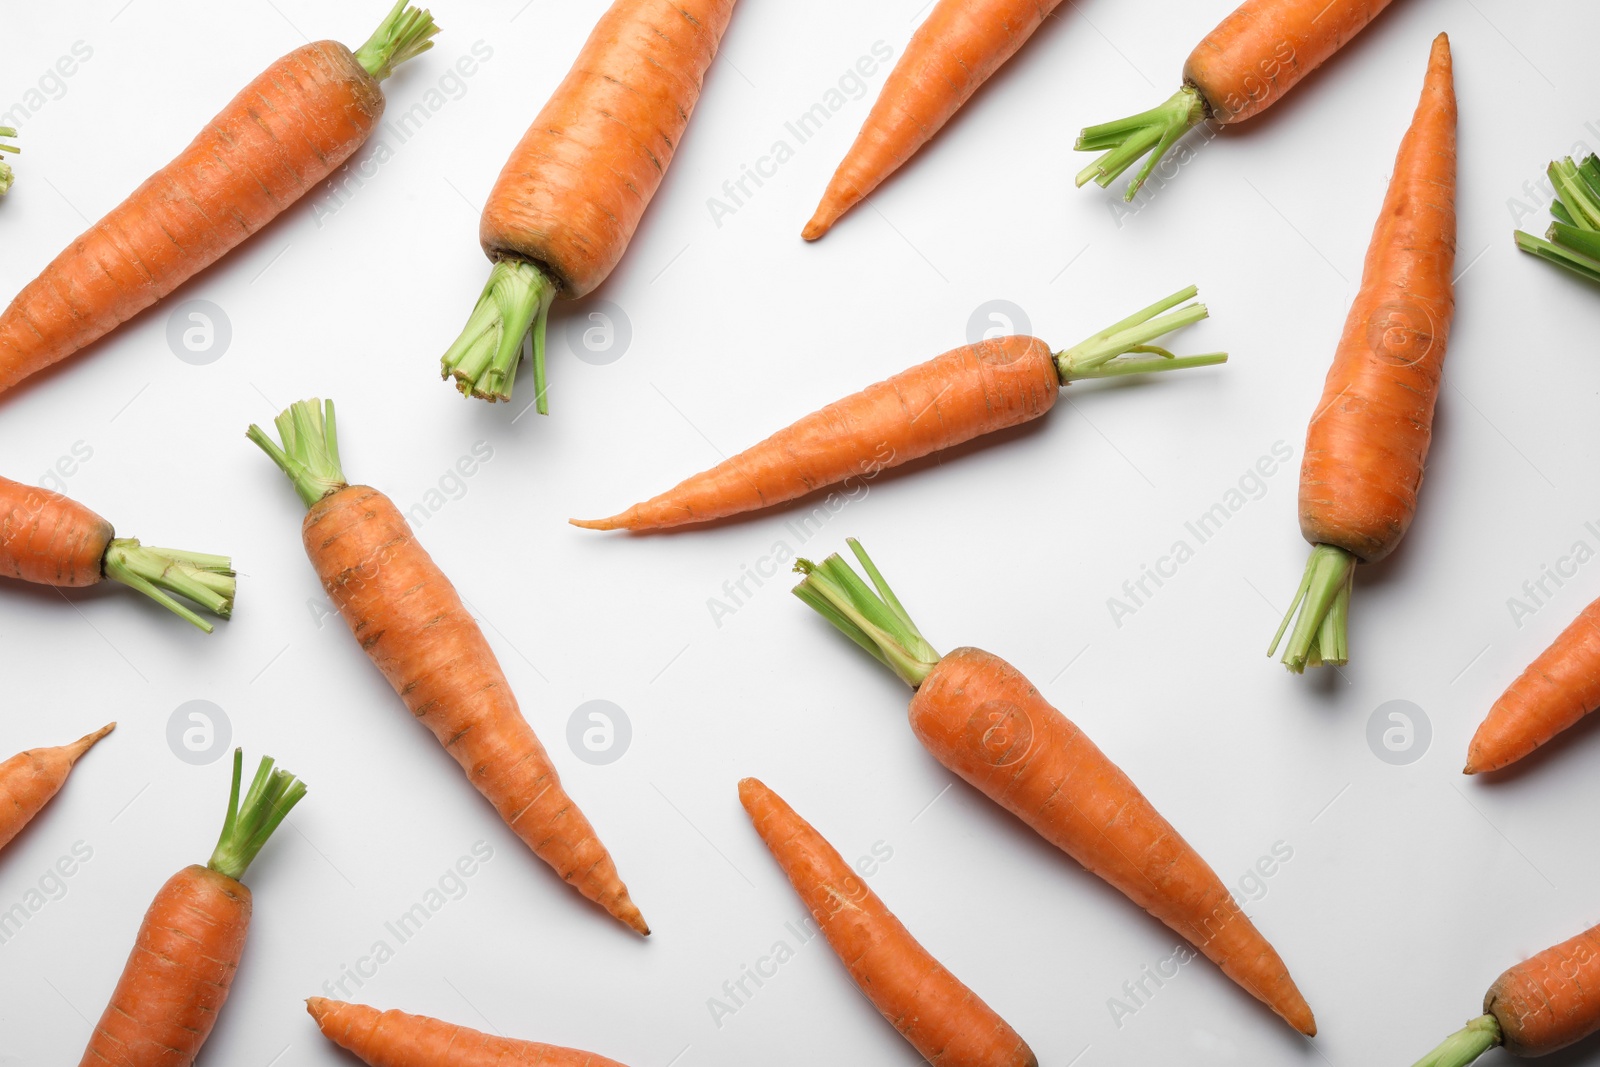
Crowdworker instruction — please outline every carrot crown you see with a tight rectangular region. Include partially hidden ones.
[0,127,16,196]
[1055,285,1226,383]
[1075,87,1207,201]
[441,259,558,409]
[1515,155,1600,284]
[792,539,941,688]
[353,1,440,82]
[1409,1014,1501,1067]
[207,749,308,883]
[1268,543,1356,674]
[247,399,350,509]
[103,540,236,633]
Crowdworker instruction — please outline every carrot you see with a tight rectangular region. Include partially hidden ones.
[0,126,17,196]
[1407,921,1600,1064]
[1514,155,1600,284]
[441,0,738,409]
[1075,0,1398,200]
[0,2,437,398]
[791,538,1316,1036]
[248,399,647,935]
[0,723,113,855]
[78,749,305,1067]
[573,286,1224,532]
[307,998,631,1066]
[1268,34,1455,673]
[0,473,235,631]
[803,0,1067,240]
[740,777,1037,1066]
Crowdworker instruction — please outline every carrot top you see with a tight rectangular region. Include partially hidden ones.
[1515,155,1600,284]
[207,749,308,883]
[1268,542,1355,673]
[1409,1014,1502,1067]
[793,538,942,687]
[440,260,558,409]
[0,127,16,196]
[103,540,237,633]
[247,399,350,508]
[1075,88,1207,202]
[352,1,441,82]
[1056,285,1226,382]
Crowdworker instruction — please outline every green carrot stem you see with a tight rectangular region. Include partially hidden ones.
[101,539,236,633]
[353,0,440,82]
[247,399,350,508]
[1409,1015,1502,1067]
[1074,86,1207,202]
[792,538,941,687]
[440,259,558,409]
[1516,154,1600,284]
[1056,285,1227,382]
[0,127,16,197]
[1515,230,1600,284]
[207,749,308,882]
[1268,543,1356,673]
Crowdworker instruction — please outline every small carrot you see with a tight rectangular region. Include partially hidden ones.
[249,399,647,935]
[0,473,235,631]
[441,0,738,408]
[1075,0,1398,200]
[740,777,1036,1067]
[804,0,1067,240]
[0,126,17,196]
[573,286,1224,532]
[307,998,631,1066]
[791,538,1316,1036]
[0,723,113,855]
[78,749,305,1067]
[1269,34,1456,672]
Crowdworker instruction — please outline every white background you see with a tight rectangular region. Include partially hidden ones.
[1,0,1596,1064]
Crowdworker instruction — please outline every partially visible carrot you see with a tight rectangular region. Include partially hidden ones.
[307,998,631,1066]
[0,723,113,854]
[0,127,17,196]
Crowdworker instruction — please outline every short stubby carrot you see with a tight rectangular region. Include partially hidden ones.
[308,998,632,1066]
[441,0,738,408]
[0,723,113,854]
[1269,35,1455,673]
[1076,0,1397,200]
[574,287,1225,532]
[249,400,647,935]
[791,539,1316,1036]
[0,474,235,631]
[740,778,1037,1067]
[0,2,436,398]
[804,0,1066,240]
[79,750,305,1067]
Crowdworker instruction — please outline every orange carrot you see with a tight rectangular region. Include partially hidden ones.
[308,998,631,1066]
[0,3,436,398]
[249,400,646,935]
[0,473,235,631]
[804,0,1067,240]
[1268,35,1455,673]
[573,286,1224,532]
[740,777,1036,1066]
[78,750,305,1067]
[0,723,113,854]
[441,0,738,408]
[1076,0,1398,200]
[791,539,1316,1036]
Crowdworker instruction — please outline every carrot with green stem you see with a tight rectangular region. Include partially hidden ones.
[0,127,17,196]
[573,285,1224,532]
[307,999,632,1066]
[1514,155,1600,284]
[0,723,113,855]
[791,538,1316,1036]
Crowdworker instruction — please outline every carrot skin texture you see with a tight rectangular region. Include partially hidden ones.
[740,778,1036,1067]
[480,0,736,298]
[1485,923,1600,1055]
[0,474,112,586]
[307,998,632,1066]
[0,42,385,395]
[1468,596,1600,773]
[909,647,1315,1035]
[0,723,113,852]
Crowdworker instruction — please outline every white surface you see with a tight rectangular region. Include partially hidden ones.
[0,0,1596,1064]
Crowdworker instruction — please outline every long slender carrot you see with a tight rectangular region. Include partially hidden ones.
[791,538,1316,1036]
[0,126,17,197]
[248,399,647,935]
[307,998,631,1066]
[0,723,113,854]
[1075,0,1398,200]
[0,474,235,631]
[573,286,1225,532]
[740,777,1037,1066]
[0,2,437,398]
[441,0,738,409]
[803,0,1066,240]
[78,749,305,1067]
[1268,34,1455,673]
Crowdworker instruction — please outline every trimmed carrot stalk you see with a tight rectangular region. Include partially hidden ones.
[1515,155,1600,284]
[572,286,1225,531]
[247,399,647,935]
[307,998,632,1066]
[0,723,114,854]
[1075,0,1397,200]
[0,2,438,397]
[791,539,1316,1036]
[803,0,1066,240]
[0,127,17,196]
[78,750,305,1067]
[1269,35,1456,673]
[740,778,1037,1066]
[442,0,738,409]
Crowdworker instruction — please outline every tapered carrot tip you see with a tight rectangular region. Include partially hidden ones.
[569,516,623,531]
[619,899,651,937]
[67,722,116,762]
[801,211,834,242]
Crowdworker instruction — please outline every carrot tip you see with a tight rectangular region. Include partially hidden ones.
[569,516,619,531]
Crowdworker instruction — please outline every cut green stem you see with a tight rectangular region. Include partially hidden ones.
[0,126,17,197]
[1269,543,1356,673]
[1056,284,1227,382]
[1075,86,1207,202]
[1409,1015,1502,1067]
[247,399,350,508]
[353,0,440,82]
[102,539,236,633]
[207,749,308,883]
[792,538,942,687]
[440,259,558,408]
[1516,154,1600,284]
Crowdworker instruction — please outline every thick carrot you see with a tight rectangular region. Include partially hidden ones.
[803,0,1066,240]
[0,474,235,631]
[0,723,113,854]
[573,286,1225,532]
[79,749,305,1067]
[307,998,631,1066]
[248,400,646,935]
[441,0,738,408]
[740,777,1036,1066]
[791,539,1316,1036]
[1268,34,1455,673]
[1075,0,1397,200]
[0,126,17,196]
[0,2,436,398]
